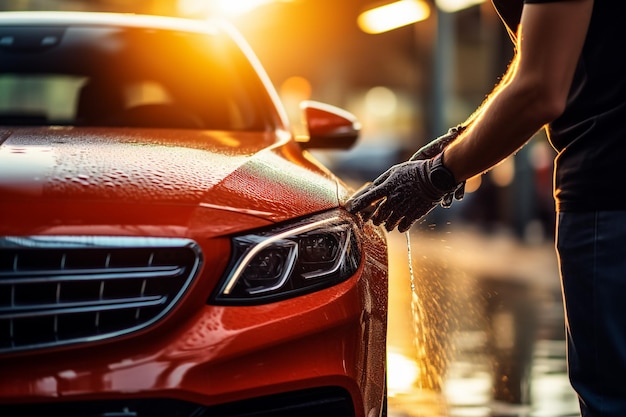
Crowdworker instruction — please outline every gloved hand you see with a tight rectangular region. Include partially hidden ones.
[410,125,465,207]
[345,153,457,233]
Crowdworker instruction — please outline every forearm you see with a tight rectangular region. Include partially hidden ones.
[346,0,594,234]
[443,0,593,183]
[443,74,550,182]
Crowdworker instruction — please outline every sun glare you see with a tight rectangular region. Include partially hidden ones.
[214,0,272,16]
[387,349,420,396]
[358,0,431,35]
[178,0,292,17]
[435,0,486,13]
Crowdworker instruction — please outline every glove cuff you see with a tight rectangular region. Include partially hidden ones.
[410,124,466,162]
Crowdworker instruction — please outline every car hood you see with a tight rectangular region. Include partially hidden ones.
[0,127,346,238]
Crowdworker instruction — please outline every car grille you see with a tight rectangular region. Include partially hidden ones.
[0,236,201,354]
[0,387,356,417]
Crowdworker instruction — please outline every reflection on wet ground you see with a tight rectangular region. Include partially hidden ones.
[385,228,579,417]
[388,335,578,417]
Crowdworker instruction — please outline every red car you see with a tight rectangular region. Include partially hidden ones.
[0,11,388,417]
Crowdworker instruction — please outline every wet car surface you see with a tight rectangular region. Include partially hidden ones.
[0,11,388,417]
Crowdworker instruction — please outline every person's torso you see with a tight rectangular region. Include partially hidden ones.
[492,0,626,212]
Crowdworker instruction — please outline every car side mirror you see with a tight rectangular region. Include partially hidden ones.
[296,100,361,150]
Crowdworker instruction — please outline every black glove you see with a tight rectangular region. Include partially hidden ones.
[345,153,457,233]
[409,125,466,208]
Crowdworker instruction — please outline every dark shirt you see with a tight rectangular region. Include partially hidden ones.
[491,0,626,212]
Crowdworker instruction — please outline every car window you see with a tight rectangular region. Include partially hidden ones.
[0,24,277,131]
[0,75,85,125]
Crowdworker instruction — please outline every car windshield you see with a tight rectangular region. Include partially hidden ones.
[0,23,277,131]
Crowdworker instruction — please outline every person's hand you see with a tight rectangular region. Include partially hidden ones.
[345,156,452,233]
[410,125,466,207]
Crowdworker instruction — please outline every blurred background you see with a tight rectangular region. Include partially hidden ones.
[3,1,577,415]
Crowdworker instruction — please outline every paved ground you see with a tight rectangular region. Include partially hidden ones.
[384,226,580,417]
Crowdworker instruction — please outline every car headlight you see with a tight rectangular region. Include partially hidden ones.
[211,210,361,305]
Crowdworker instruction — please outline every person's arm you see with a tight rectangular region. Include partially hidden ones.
[345,0,594,232]
[444,0,594,182]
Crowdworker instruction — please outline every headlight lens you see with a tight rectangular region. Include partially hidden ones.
[211,210,361,305]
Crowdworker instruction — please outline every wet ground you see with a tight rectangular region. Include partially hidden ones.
[385,227,580,417]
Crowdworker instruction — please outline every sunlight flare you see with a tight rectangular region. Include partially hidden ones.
[358,0,431,34]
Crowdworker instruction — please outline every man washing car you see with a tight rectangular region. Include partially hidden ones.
[347,1,626,415]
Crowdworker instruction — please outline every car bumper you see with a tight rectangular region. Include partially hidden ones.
[0,257,387,417]
[0,386,355,417]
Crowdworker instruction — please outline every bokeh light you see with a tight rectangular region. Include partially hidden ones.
[279,75,312,136]
[491,158,515,187]
[358,0,431,35]
[435,0,486,13]
[465,175,482,193]
[364,86,398,117]
[280,75,312,103]
[387,349,420,396]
